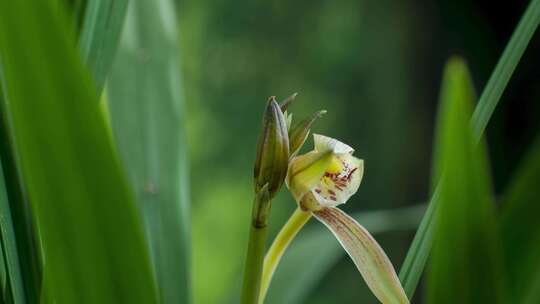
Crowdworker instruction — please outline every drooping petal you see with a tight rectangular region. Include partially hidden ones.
[314,133,354,154]
[286,151,333,202]
[314,207,409,304]
[311,154,363,207]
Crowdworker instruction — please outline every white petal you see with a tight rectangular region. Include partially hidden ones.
[313,134,354,154]
[314,207,409,304]
[312,154,363,207]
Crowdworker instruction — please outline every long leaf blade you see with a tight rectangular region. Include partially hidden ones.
[0,71,41,304]
[427,57,505,303]
[399,0,540,297]
[0,75,27,304]
[0,1,157,303]
[471,0,540,137]
[107,0,191,303]
[0,160,25,304]
[397,190,438,297]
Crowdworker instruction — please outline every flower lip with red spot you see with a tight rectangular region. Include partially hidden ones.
[286,134,364,210]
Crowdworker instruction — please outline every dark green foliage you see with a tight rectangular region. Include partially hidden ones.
[500,135,540,303]
[0,1,157,303]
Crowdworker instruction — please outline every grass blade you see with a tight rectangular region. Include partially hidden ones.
[397,190,438,297]
[399,1,540,297]
[0,1,157,303]
[499,135,540,303]
[471,0,540,137]
[79,0,128,93]
[265,205,425,304]
[0,77,26,304]
[107,0,191,303]
[427,57,505,303]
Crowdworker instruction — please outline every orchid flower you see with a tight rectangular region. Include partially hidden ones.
[262,134,409,304]
[243,94,408,304]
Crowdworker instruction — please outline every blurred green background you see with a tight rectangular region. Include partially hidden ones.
[174,0,539,303]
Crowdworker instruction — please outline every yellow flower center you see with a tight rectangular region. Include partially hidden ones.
[326,156,343,174]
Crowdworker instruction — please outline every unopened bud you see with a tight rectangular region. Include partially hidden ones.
[254,97,290,197]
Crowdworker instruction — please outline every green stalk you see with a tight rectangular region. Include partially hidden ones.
[259,208,312,303]
[241,223,269,304]
[241,189,272,304]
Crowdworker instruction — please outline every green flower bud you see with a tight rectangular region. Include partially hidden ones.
[254,97,290,198]
[289,110,327,156]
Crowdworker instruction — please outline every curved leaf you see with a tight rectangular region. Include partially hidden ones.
[0,1,157,302]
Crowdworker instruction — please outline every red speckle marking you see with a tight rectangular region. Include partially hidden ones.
[346,167,357,181]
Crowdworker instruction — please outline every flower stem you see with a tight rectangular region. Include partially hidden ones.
[241,189,272,304]
[259,207,312,303]
[241,222,268,304]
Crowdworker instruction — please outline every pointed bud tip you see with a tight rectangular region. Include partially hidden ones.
[288,110,327,156]
[267,96,278,107]
[279,92,299,111]
[317,110,327,116]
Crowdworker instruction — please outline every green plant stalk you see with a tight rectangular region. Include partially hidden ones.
[259,207,312,303]
[241,189,273,304]
[241,223,269,304]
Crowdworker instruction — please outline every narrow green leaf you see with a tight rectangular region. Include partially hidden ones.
[397,190,438,297]
[265,205,425,304]
[0,68,41,304]
[0,78,26,304]
[471,0,540,137]
[0,1,157,303]
[107,0,191,303]
[0,160,26,304]
[79,0,128,93]
[399,0,540,296]
[427,57,505,303]
[500,135,540,303]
